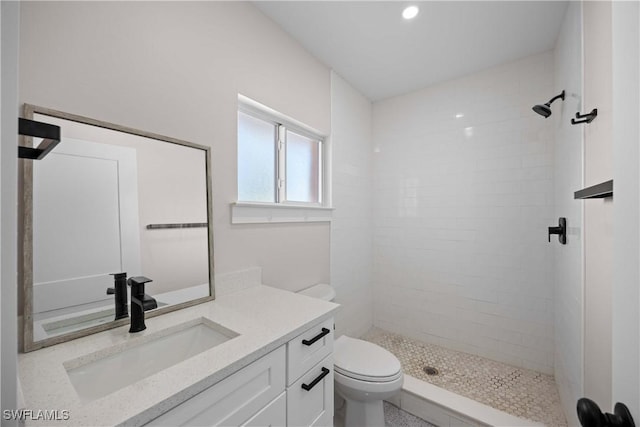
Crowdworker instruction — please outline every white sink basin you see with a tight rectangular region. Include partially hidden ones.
[65,318,238,403]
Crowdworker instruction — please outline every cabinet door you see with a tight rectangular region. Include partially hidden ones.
[241,392,286,427]
[287,355,334,427]
[145,346,285,426]
[287,318,333,385]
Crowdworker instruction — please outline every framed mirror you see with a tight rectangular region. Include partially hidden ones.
[20,104,214,352]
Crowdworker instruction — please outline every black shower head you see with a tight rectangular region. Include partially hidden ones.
[532,90,565,118]
[532,103,552,118]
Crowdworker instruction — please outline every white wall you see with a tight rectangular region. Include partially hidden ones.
[330,72,374,338]
[552,2,584,424]
[583,0,613,409]
[372,52,556,374]
[612,0,640,419]
[1,0,20,422]
[18,1,331,292]
[1,2,4,411]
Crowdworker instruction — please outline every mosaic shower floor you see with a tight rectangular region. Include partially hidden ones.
[363,328,568,427]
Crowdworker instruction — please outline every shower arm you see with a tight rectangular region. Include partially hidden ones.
[547,90,565,105]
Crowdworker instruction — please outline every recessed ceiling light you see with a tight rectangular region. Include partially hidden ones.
[455,113,465,119]
[402,5,419,20]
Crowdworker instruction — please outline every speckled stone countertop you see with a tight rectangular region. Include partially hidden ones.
[19,285,339,427]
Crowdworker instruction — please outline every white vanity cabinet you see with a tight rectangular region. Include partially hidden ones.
[145,346,286,427]
[286,318,334,427]
[144,317,334,427]
[242,392,286,426]
[287,356,334,427]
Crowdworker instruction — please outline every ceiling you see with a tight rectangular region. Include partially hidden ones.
[255,1,569,101]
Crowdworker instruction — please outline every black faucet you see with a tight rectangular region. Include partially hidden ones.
[128,276,158,333]
[107,272,129,321]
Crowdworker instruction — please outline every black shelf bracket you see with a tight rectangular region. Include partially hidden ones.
[571,108,598,125]
[574,180,613,199]
[18,118,61,160]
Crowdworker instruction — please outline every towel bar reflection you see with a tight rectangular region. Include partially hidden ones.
[146,223,207,230]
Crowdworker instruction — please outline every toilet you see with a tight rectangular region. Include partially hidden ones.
[297,284,403,427]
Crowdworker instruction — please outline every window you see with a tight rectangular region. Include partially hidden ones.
[237,107,324,206]
[237,112,277,203]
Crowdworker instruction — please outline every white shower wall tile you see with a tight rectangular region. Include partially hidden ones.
[372,51,555,374]
[553,3,584,423]
[330,72,374,339]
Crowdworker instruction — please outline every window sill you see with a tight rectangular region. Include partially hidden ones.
[231,202,334,224]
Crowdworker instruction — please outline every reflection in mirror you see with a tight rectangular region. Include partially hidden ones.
[21,105,214,351]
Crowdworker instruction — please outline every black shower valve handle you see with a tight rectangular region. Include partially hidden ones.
[548,217,567,244]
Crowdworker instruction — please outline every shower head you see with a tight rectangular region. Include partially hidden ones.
[532,90,565,118]
[532,103,552,118]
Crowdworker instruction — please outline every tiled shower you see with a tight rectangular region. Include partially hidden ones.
[371,52,556,375]
[327,15,587,415]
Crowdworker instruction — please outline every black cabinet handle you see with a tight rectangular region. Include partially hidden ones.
[302,327,330,346]
[301,367,330,391]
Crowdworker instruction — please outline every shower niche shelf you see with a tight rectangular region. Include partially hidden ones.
[574,180,613,199]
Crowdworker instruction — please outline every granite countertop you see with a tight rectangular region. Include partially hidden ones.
[18,285,339,427]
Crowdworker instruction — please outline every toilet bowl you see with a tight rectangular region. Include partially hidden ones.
[334,335,403,427]
[297,284,404,427]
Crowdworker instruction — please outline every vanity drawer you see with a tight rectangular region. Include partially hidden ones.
[287,355,334,427]
[145,345,285,426]
[287,317,333,385]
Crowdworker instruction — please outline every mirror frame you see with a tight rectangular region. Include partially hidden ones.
[20,104,215,352]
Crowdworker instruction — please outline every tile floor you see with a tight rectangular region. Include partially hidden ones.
[363,328,567,427]
[385,402,436,427]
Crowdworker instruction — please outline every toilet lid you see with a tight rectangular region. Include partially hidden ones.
[334,336,402,382]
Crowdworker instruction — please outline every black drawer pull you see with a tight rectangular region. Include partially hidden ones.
[302,327,330,346]
[301,367,330,391]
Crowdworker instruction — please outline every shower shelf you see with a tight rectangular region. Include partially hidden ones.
[574,180,613,199]
[146,222,207,229]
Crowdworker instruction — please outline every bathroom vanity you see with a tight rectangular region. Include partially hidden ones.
[17,105,338,426]
[18,285,338,426]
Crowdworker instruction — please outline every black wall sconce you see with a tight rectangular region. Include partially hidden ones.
[18,118,61,160]
[571,108,598,125]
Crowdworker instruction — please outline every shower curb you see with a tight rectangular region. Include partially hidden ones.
[388,374,546,427]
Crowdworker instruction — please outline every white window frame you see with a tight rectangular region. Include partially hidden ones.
[233,95,332,224]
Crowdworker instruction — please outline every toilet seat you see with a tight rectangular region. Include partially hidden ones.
[335,365,403,383]
[334,336,402,383]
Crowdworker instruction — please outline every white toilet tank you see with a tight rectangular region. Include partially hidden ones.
[297,283,336,301]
